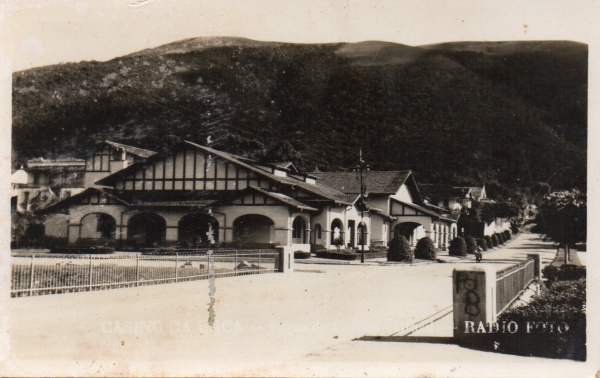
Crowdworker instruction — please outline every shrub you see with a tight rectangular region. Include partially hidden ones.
[294,250,311,259]
[491,234,499,247]
[414,237,436,260]
[496,232,505,244]
[484,235,493,249]
[49,245,114,254]
[493,278,586,361]
[315,249,358,261]
[219,242,277,249]
[387,236,413,263]
[310,244,327,254]
[75,237,116,247]
[449,237,467,257]
[503,230,512,240]
[477,238,488,251]
[464,235,478,255]
[332,236,345,251]
[543,264,586,287]
[364,245,388,259]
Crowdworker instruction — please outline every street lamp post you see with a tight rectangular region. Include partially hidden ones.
[355,149,369,264]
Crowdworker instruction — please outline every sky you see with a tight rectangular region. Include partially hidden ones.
[0,0,596,72]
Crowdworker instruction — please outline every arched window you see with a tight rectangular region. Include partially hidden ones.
[331,219,344,244]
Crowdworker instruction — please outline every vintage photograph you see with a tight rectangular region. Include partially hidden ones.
[1,1,596,376]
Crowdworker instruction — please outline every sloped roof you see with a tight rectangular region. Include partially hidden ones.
[419,184,470,199]
[11,169,28,184]
[369,207,396,221]
[187,142,352,204]
[271,161,299,173]
[39,188,130,213]
[249,186,317,211]
[313,170,412,194]
[105,140,157,159]
[391,197,456,223]
[470,186,484,199]
[96,141,353,205]
[453,186,485,199]
[110,190,239,207]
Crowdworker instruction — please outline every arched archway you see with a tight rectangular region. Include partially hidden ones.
[127,213,166,247]
[233,214,274,244]
[330,218,344,245]
[178,214,219,246]
[80,213,116,241]
[393,222,424,246]
[292,216,307,244]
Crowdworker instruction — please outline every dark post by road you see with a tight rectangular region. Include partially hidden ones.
[355,149,369,264]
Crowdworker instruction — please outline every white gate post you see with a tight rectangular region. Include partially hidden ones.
[452,265,497,345]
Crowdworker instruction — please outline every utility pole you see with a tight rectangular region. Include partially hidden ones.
[355,149,369,263]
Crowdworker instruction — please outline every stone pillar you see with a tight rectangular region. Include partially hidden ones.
[165,227,178,244]
[527,253,542,279]
[527,253,542,295]
[452,265,497,345]
[276,246,294,273]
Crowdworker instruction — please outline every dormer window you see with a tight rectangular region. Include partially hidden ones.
[112,149,124,161]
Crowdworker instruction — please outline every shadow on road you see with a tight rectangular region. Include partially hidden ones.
[507,243,555,250]
[355,335,455,345]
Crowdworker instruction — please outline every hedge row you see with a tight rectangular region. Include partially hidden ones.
[49,245,115,254]
[315,250,359,261]
[493,276,586,361]
[542,264,586,287]
[294,251,311,259]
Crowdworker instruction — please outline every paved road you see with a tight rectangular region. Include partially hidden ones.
[1,233,590,377]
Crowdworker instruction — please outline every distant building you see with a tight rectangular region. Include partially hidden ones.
[11,158,86,213]
[314,171,457,249]
[11,140,157,213]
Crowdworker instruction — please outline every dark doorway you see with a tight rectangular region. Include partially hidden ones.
[178,214,219,246]
[127,213,167,247]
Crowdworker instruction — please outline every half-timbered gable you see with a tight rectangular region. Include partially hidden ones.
[84,141,157,188]
[312,169,455,248]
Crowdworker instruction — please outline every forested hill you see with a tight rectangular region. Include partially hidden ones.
[12,37,587,191]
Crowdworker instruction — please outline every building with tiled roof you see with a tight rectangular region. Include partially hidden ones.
[37,140,459,251]
[41,141,381,252]
[313,170,457,249]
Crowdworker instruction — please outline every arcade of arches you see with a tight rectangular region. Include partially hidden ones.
[71,209,453,250]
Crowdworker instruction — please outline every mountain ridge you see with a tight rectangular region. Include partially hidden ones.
[12,38,587,192]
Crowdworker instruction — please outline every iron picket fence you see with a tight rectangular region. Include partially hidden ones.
[11,250,279,298]
[495,258,536,315]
